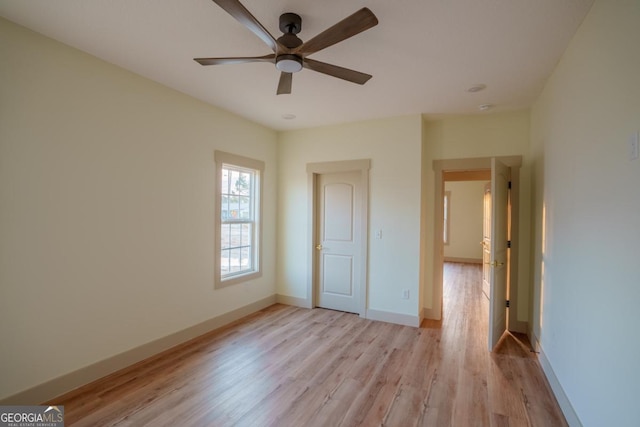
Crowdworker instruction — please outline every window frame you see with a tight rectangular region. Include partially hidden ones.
[214,151,264,289]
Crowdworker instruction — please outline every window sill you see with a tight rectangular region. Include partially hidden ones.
[215,270,262,289]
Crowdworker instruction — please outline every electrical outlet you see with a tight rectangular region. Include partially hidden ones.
[629,131,639,161]
[375,229,382,239]
[402,289,410,300]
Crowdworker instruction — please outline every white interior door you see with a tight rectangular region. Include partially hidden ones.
[488,158,510,351]
[316,171,361,313]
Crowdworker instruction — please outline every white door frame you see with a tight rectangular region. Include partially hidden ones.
[431,156,524,333]
[307,159,370,316]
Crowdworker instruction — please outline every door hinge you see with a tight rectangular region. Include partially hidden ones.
[508,181,512,189]
[507,240,511,249]
[506,300,510,308]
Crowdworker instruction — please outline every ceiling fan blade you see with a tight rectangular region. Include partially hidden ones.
[211,0,279,52]
[295,8,378,56]
[277,72,292,95]
[303,59,372,85]
[194,54,275,66]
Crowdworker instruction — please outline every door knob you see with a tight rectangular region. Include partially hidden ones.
[316,244,323,250]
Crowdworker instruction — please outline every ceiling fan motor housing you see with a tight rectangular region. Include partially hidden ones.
[276,12,303,73]
[277,13,303,50]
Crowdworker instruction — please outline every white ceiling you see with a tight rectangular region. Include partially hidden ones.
[0,0,594,130]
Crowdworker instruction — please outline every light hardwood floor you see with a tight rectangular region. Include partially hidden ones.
[48,263,567,426]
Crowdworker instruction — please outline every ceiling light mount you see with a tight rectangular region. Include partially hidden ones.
[467,84,487,93]
[279,13,302,35]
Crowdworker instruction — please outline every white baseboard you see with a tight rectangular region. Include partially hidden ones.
[0,295,277,405]
[509,319,529,334]
[276,294,310,308]
[366,309,420,327]
[532,333,583,427]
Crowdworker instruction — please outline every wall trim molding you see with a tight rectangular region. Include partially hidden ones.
[532,333,583,427]
[366,309,420,327]
[0,295,277,405]
[276,294,310,308]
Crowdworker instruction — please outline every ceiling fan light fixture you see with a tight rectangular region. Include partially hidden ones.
[276,54,303,73]
[196,1,378,94]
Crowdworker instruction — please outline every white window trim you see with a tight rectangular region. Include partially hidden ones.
[214,150,264,289]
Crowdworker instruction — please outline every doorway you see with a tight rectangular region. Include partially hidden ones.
[306,159,370,316]
[432,156,522,350]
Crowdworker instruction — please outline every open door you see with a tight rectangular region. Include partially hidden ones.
[488,158,510,351]
[482,182,491,300]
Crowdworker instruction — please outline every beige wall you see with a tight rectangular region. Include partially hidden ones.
[422,111,531,321]
[277,115,423,318]
[530,0,640,425]
[0,18,278,400]
[444,181,486,261]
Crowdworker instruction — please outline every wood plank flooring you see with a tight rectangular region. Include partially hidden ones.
[48,263,567,426]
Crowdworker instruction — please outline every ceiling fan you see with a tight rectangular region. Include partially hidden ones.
[194,0,379,95]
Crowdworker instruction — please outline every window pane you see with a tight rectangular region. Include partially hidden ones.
[229,248,241,273]
[242,223,251,248]
[221,195,229,220]
[220,249,230,274]
[238,172,251,196]
[229,223,242,247]
[241,246,251,270]
[239,196,250,219]
[230,170,240,194]
[221,223,231,250]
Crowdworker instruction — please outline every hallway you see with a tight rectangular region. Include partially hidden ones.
[433,262,566,426]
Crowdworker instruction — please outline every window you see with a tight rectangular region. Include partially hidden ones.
[215,151,264,288]
[443,191,451,245]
